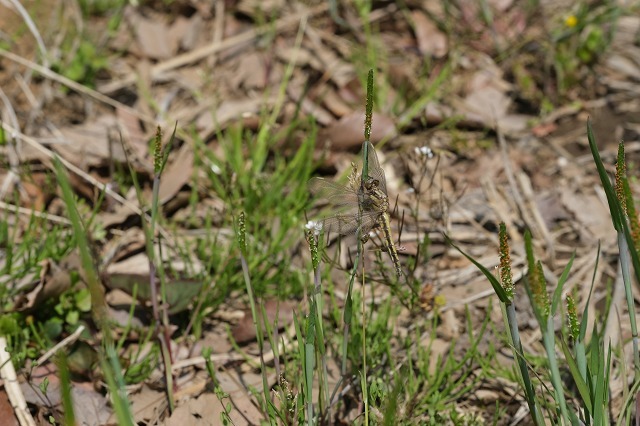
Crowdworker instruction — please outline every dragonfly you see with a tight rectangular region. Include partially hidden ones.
[309,141,402,276]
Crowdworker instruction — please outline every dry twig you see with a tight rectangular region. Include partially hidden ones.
[0,336,36,426]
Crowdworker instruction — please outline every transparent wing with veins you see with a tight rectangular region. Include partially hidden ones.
[309,177,381,240]
[364,141,387,195]
[308,178,360,209]
[317,210,381,240]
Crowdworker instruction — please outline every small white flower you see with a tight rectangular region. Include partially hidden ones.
[210,164,222,175]
[557,157,568,168]
[305,220,323,236]
[415,145,434,159]
[406,187,415,194]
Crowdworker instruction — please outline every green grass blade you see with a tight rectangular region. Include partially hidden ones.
[542,316,571,424]
[504,303,543,425]
[586,119,623,231]
[56,353,76,426]
[383,376,401,426]
[579,242,600,341]
[559,338,592,414]
[305,304,317,425]
[550,252,575,316]
[52,156,108,328]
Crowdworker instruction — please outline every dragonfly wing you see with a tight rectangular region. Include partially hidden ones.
[363,141,387,195]
[320,211,379,238]
[309,177,360,207]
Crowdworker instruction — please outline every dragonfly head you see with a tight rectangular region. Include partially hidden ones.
[364,177,379,190]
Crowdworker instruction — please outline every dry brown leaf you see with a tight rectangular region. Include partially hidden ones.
[165,393,230,426]
[104,253,153,279]
[337,77,364,105]
[116,106,148,162]
[231,300,295,344]
[106,272,204,315]
[463,86,511,124]
[286,77,334,126]
[125,385,166,424]
[411,11,448,58]
[215,369,266,424]
[320,111,397,151]
[99,202,141,230]
[196,98,274,140]
[20,363,110,425]
[228,52,268,90]
[452,59,514,128]
[561,190,611,242]
[100,227,146,265]
[105,250,205,314]
[67,381,112,426]
[319,86,353,117]
[179,14,204,51]
[21,363,62,406]
[19,173,48,211]
[107,302,145,329]
[424,101,453,125]
[157,143,194,205]
[106,246,202,277]
[497,114,529,136]
[14,252,81,312]
[535,192,570,229]
[55,115,126,168]
[126,9,174,60]
[0,389,19,426]
[169,15,203,52]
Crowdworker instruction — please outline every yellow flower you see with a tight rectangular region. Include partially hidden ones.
[565,15,578,28]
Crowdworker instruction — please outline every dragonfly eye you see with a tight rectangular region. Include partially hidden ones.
[364,178,379,190]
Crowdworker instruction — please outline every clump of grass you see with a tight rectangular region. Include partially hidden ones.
[449,119,640,424]
[549,2,620,96]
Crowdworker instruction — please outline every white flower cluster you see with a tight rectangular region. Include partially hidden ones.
[305,220,323,236]
[414,146,434,159]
